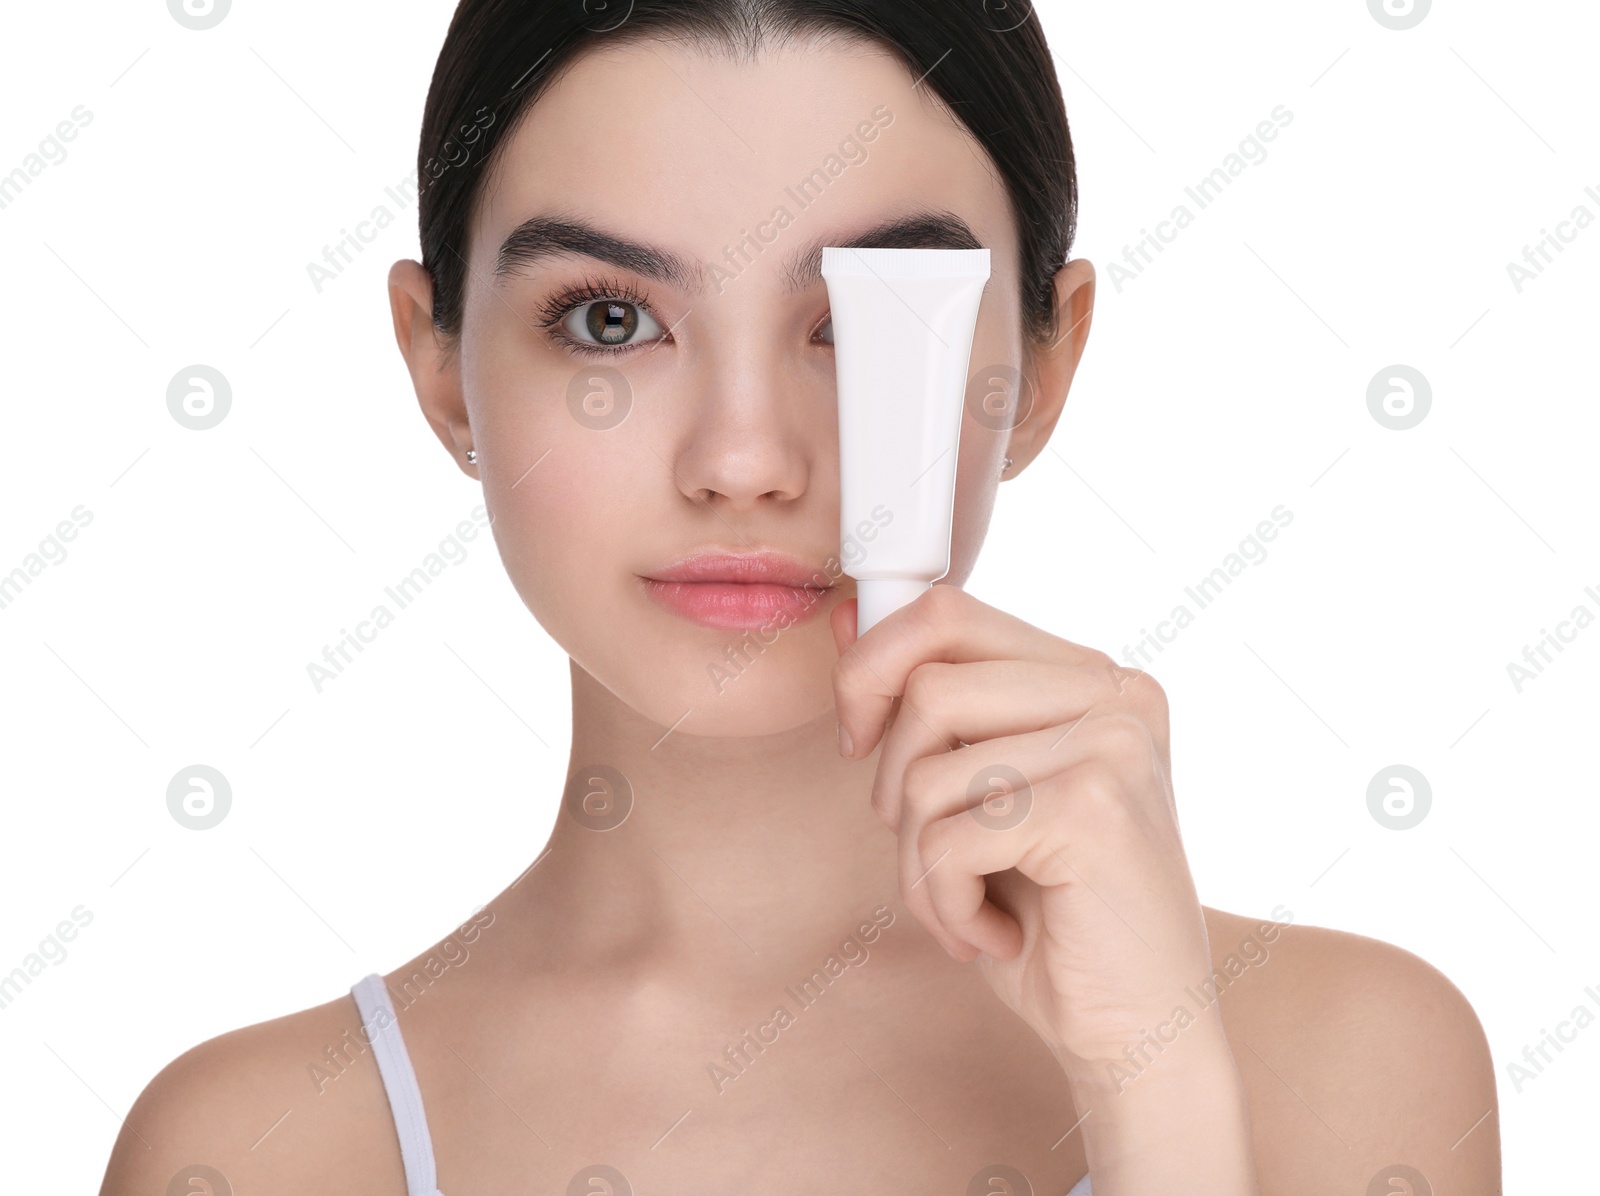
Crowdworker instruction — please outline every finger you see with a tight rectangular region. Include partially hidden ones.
[893,724,1069,961]
[869,657,1130,831]
[895,716,1165,952]
[832,583,1117,762]
[912,750,1131,961]
[902,825,984,960]
[919,762,1181,967]
[920,801,1054,960]
[831,596,908,748]
[829,595,858,657]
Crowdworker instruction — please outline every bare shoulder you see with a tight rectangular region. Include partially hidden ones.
[98,988,404,1196]
[1199,906,1501,1195]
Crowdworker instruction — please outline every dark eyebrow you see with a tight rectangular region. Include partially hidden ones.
[492,209,983,296]
[784,211,984,293]
[493,215,708,292]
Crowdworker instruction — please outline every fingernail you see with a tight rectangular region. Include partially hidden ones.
[837,720,854,757]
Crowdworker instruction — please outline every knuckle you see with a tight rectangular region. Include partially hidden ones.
[924,581,966,612]
[902,755,940,815]
[1086,711,1155,760]
[1111,662,1168,710]
[912,581,965,628]
[901,661,952,716]
[832,644,866,691]
[1060,757,1131,822]
[917,810,955,861]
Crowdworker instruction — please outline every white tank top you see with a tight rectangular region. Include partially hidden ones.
[351,974,1093,1196]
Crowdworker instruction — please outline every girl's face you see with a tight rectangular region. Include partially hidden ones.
[396,35,1080,739]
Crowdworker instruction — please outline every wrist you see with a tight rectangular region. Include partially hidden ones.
[1058,1031,1247,1111]
[1048,1001,1238,1096]
[1050,1016,1261,1193]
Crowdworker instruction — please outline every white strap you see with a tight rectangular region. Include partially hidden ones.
[1065,1171,1092,1196]
[351,974,444,1196]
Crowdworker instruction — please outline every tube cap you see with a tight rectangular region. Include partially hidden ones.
[855,578,931,635]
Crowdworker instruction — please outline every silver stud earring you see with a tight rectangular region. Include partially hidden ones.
[465,448,477,464]
[1001,455,1013,475]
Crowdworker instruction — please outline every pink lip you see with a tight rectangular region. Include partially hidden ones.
[640,551,838,630]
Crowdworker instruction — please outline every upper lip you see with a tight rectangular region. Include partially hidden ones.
[643,550,836,588]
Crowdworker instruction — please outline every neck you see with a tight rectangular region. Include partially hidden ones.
[504,659,905,992]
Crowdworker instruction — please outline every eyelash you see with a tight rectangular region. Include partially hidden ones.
[535,273,833,358]
[536,274,665,359]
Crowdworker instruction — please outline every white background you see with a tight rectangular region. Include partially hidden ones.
[1,0,1594,1190]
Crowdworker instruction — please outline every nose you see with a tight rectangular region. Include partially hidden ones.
[668,347,821,512]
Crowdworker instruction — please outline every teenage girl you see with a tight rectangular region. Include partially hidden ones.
[100,3,1499,1193]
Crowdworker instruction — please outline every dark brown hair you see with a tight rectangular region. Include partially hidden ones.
[415,0,1076,346]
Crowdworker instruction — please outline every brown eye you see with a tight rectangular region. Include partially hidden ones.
[581,299,643,345]
[546,286,667,356]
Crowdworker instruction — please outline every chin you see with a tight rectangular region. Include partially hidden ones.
[593,621,842,740]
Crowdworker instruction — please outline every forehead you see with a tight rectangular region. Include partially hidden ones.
[472,35,1016,283]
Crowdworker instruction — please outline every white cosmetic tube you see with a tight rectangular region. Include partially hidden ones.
[821,246,991,634]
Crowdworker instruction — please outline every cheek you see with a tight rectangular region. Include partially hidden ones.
[487,457,842,736]
[480,430,845,735]
[945,326,1017,586]
[946,446,1000,589]
[489,450,637,621]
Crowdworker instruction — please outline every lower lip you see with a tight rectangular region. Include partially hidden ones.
[640,578,835,630]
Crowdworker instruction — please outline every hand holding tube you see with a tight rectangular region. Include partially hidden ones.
[830,585,1262,1193]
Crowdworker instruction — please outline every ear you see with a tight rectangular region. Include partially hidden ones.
[388,258,476,478]
[1002,258,1095,476]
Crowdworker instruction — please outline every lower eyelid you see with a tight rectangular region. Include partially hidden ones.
[551,320,669,358]
[561,301,666,348]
